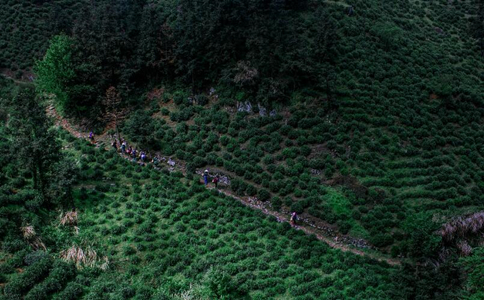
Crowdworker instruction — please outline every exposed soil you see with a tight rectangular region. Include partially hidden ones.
[47,102,403,266]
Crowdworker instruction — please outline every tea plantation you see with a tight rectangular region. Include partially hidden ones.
[1,0,484,298]
[115,0,484,258]
[0,108,399,299]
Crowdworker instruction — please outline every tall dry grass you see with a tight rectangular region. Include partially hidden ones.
[59,245,109,270]
[439,211,484,256]
[20,225,46,251]
[60,210,78,226]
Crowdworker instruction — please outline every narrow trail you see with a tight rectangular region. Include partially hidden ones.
[215,188,402,266]
[0,72,34,86]
[47,104,403,267]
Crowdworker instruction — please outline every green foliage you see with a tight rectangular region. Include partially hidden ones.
[122,111,157,149]
[35,35,75,111]
[23,138,403,299]
[202,268,242,299]
[4,254,53,299]
[6,87,77,208]
[258,189,271,202]
[460,247,484,299]
[403,212,442,259]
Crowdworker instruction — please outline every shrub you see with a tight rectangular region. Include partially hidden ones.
[4,255,53,298]
[195,94,209,106]
[290,202,304,214]
[203,268,242,298]
[370,234,394,248]
[258,189,271,201]
[173,91,186,106]
[124,246,137,256]
[25,260,76,300]
[3,239,28,253]
[351,210,362,220]
[24,251,50,266]
[272,197,282,210]
[123,110,157,148]
[282,148,298,159]
[337,220,352,235]
[246,185,257,196]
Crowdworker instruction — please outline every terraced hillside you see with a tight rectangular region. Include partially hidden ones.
[111,0,483,258]
[0,94,401,298]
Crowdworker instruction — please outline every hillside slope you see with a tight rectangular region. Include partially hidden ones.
[114,0,484,257]
[0,0,484,299]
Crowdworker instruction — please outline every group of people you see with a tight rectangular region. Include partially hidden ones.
[203,169,220,187]
[110,138,161,167]
[91,132,300,228]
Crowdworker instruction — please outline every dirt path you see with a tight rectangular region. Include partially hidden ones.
[47,103,113,146]
[47,104,85,139]
[213,188,401,266]
[47,104,402,266]
[0,72,34,86]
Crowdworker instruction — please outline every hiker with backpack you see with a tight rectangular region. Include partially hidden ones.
[121,141,126,154]
[112,140,117,151]
[131,149,138,163]
[89,131,94,143]
[141,152,146,162]
[203,170,209,185]
[212,175,220,188]
[290,212,298,226]
[152,156,159,167]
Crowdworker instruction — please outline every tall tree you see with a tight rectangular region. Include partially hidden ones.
[311,5,338,107]
[474,1,484,57]
[7,88,77,208]
[34,35,75,112]
[8,88,61,203]
[136,4,175,82]
[103,86,126,144]
[174,0,249,88]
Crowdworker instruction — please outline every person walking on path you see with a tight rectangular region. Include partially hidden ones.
[152,156,159,168]
[212,175,219,188]
[290,212,298,226]
[121,141,126,154]
[89,131,95,143]
[203,170,209,185]
[112,140,117,151]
